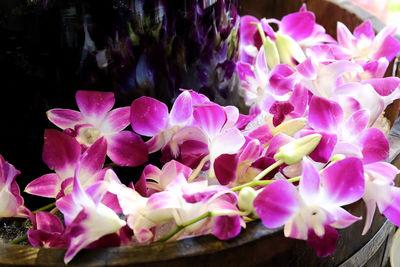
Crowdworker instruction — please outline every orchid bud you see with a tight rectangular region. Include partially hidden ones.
[274,134,322,165]
[238,187,258,215]
[257,23,280,69]
[272,118,308,136]
[275,32,306,66]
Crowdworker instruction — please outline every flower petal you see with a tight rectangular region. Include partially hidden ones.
[307,225,339,257]
[46,109,84,130]
[42,129,81,179]
[78,137,107,182]
[321,157,365,206]
[300,157,321,203]
[100,107,131,134]
[359,128,389,164]
[212,214,242,240]
[106,131,148,167]
[214,154,238,185]
[382,187,400,227]
[254,180,300,228]
[35,211,64,233]
[76,91,115,127]
[25,173,60,198]
[280,10,315,41]
[170,91,193,125]
[193,103,227,139]
[130,96,169,136]
[308,96,343,133]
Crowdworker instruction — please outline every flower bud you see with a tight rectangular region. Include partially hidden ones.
[274,134,322,165]
[238,187,258,215]
[257,23,280,69]
[272,118,307,136]
[275,32,306,66]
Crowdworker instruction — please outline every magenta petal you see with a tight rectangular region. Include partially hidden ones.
[36,211,64,233]
[79,137,107,179]
[265,133,293,158]
[25,173,60,198]
[289,84,309,117]
[307,131,337,163]
[307,225,339,257]
[353,20,374,40]
[362,77,400,97]
[102,192,123,214]
[382,187,400,227]
[76,91,115,124]
[373,35,400,62]
[47,109,84,130]
[212,214,242,240]
[254,180,300,228]
[170,91,193,125]
[100,107,131,134]
[359,128,389,164]
[321,158,365,206]
[236,62,256,82]
[107,131,148,167]
[130,96,169,136]
[308,96,343,133]
[280,11,315,41]
[297,58,316,80]
[214,154,238,185]
[337,22,356,49]
[329,207,360,228]
[342,110,369,139]
[364,162,399,182]
[42,129,81,176]
[193,103,227,138]
[300,157,321,203]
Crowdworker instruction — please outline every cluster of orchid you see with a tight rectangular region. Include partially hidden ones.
[2,4,400,264]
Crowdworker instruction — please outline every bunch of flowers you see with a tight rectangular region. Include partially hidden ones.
[2,4,400,264]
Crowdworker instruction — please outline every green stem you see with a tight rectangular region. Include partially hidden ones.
[188,155,210,182]
[9,234,28,245]
[157,212,212,242]
[104,162,118,168]
[32,202,56,213]
[232,174,301,192]
[253,159,283,181]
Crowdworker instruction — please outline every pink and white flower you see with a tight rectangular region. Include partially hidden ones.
[254,157,364,256]
[47,90,147,167]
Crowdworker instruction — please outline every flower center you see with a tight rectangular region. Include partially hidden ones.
[77,127,101,146]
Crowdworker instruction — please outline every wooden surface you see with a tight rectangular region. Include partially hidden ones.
[0,0,399,266]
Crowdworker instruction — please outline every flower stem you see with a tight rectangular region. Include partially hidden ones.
[157,211,212,242]
[232,174,301,192]
[33,202,56,213]
[232,159,284,191]
[188,155,210,182]
[9,234,28,245]
[253,159,283,181]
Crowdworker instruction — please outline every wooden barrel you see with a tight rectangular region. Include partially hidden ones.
[0,0,399,266]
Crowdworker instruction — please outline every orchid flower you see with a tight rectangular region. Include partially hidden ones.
[25,130,109,198]
[254,157,365,257]
[130,90,195,153]
[362,162,400,234]
[27,211,67,248]
[47,90,147,167]
[337,20,400,62]
[305,96,389,163]
[56,165,126,264]
[0,155,30,219]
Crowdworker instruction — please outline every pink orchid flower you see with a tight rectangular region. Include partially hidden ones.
[0,155,30,219]
[254,157,364,257]
[56,165,126,264]
[47,90,147,167]
[27,211,67,248]
[337,20,400,62]
[167,103,245,182]
[130,90,195,153]
[25,130,109,198]
[362,162,400,234]
[306,96,389,163]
